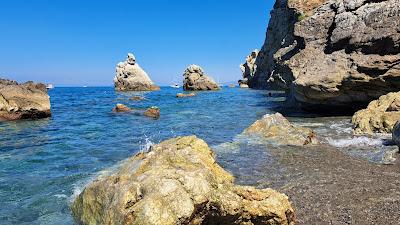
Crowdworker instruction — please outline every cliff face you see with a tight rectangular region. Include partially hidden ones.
[246,0,400,111]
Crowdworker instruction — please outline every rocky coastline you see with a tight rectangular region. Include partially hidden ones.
[0,78,51,120]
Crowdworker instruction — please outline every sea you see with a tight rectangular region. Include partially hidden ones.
[0,87,396,224]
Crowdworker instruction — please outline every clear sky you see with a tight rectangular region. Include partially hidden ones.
[0,0,273,86]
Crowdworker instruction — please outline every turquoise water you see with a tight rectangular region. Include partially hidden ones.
[0,87,396,224]
[0,87,278,224]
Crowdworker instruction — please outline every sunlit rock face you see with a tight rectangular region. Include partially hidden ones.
[114,53,160,91]
[0,78,51,120]
[352,92,400,135]
[247,0,400,112]
[72,136,295,225]
[243,113,319,146]
[183,65,220,91]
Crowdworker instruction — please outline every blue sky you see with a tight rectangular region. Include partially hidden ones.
[0,0,273,86]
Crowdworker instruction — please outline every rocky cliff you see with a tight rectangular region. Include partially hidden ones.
[0,78,51,120]
[244,0,400,111]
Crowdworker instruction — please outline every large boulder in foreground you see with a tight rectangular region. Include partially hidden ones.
[71,136,295,225]
[0,78,51,120]
[114,53,160,91]
[247,0,400,111]
[244,113,318,146]
[183,65,220,91]
[352,92,400,135]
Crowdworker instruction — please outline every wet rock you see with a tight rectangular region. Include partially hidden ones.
[114,53,160,91]
[71,136,295,225]
[176,93,196,98]
[392,121,400,150]
[352,92,400,134]
[244,113,318,146]
[144,106,160,119]
[0,78,51,120]
[247,0,400,110]
[113,104,132,112]
[130,96,145,101]
[183,65,220,91]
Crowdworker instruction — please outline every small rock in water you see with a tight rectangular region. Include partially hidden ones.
[130,96,145,101]
[113,104,132,112]
[71,136,295,225]
[176,93,196,98]
[243,113,319,146]
[144,106,160,119]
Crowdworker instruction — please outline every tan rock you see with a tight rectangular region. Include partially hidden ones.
[352,92,400,134]
[244,113,318,146]
[114,53,160,91]
[113,104,132,112]
[176,93,196,98]
[144,106,160,119]
[183,65,220,91]
[130,96,145,101]
[71,136,295,225]
[0,78,51,120]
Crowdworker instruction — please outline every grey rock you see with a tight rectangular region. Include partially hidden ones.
[183,65,220,91]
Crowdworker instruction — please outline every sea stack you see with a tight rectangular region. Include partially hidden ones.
[183,65,220,91]
[245,0,400,112]
[0,78,51,120]
[114,53,160,91]
[239,50,259,88]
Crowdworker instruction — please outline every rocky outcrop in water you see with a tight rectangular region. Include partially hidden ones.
[113,104,132,112]
[246,0,400,111]
[183,65,220,91]
[114,53,160,91]
[352,92,400,134]
[0,78,51,120]
[176,93,196,98]
[72,136,295,225]
[144,106,160,119]
[243,113,318,146]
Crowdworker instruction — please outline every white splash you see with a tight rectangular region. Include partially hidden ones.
[327,136,383,148]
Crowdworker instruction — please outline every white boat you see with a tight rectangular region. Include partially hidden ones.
[46,84,54,89]
[170,84,180,88]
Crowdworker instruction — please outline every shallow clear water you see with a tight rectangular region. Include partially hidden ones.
[0,87,396,224]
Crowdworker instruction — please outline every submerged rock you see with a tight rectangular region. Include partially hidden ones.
[244,113,318,146]
[247,0,400,111]
[176,93,196,98]
[113,104,132,112]
[130,96,145,101]
[183,65,220,91]
[71,136,295,225]
[114,53,160,91]
[0,78,51,120]
[144,106,160,119]
[352,92,400,135]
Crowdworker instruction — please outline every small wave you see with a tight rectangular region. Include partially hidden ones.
[327,136,383,148]
[54,194,68,199]
[140,137,154,152]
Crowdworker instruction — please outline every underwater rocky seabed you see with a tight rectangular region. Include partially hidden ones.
[0,87,399,224]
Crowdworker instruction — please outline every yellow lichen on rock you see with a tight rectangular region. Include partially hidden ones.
[352,92,400,135]
[71,136,295,225]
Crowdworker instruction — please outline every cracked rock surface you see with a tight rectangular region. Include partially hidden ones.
[71,136,294,225]
[245,0,400,111]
